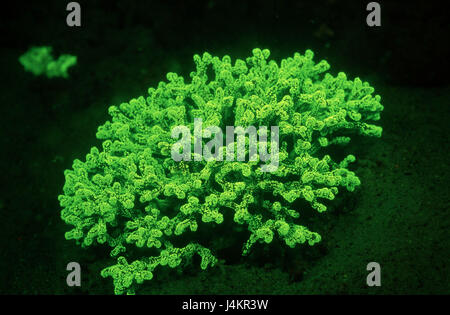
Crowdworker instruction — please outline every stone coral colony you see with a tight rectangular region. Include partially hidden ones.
[59,48,383,294]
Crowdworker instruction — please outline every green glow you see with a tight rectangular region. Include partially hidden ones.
[19,46,77,78]
[59,48,383,294]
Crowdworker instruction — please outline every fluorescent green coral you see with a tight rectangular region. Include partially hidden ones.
[19,46,77,78]
[59,48,383,294]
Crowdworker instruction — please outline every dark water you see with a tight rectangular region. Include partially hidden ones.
[0,0,448,294]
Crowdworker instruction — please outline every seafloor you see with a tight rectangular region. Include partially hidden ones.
[0,1,448,294]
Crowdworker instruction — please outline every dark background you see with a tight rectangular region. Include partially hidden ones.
[0,0,448,294]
